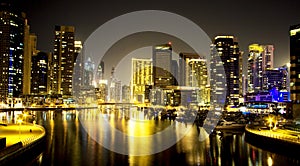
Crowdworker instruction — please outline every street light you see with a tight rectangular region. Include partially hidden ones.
[17,119,22,141]
[267,117,273,130]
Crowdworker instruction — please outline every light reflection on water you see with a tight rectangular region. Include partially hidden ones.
[3,108,299,166]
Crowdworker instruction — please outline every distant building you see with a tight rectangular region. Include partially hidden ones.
[109,67,121,103]
[131,58,153,103]
[210,44,227,107]
[263,66,288,91]
[153,43,172,88]
[186,58,208,104]
[83,57,95,87]
[72,40,83,99]
[110,80,121,103]
[214,36,240,105]
[248,44,274,93]
[122,85,131,103]
[95,61,104,83]
[239,51,244,97]
[290,24,300,103]
[95,80,108,103]
[31,52,48,95]
[178,53,200,86]
[52,25,75,97]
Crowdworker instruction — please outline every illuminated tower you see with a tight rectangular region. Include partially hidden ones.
[52,25,75,97]
[31,52,48,95]
[214,36,240,105]
[290,24,300,102]
[73,40,83,96]
[131,58,153,103]
[179,53,200,86]
[187,58,208,104]
[0,3,26,100]
[153,43,172,88]
[248,44,274,93]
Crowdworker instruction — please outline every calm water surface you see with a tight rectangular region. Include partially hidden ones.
[6,108,299,166]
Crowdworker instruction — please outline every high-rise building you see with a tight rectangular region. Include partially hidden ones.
[24,32,38,95]
[263,66,288,91]
[95,61,104,83]
[52,25,75,97]
[131,58,153,103]
[122,85,131,103]
[186,58,208,104]
[239,51,244,97]
[0,3,26,100]
[179,53,200,86]
[31,52,48,95]
[214,36,240,105]
[153,43,172,88]
[83,57,95,87]
[210,44,227,108]
[73,40,83,97]
[248,44,274,93]
[290,24,300,102]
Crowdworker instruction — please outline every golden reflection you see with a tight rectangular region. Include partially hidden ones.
[267,156,273,166]
[127,119,152,136]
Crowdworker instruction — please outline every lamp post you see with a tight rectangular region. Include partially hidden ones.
[17,119,22,141]
[267,117,273,131]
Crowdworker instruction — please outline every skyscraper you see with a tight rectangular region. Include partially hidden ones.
[72,40,83,97]
[131,58,153,103]
[214,36,239,105]
[290,24,300,103]
[263,67,288,91]
[153,43,172,88]
[0,3,26,100]
[52,25,75,97]
[248,44,274,93]
[179,53,200,86]
[31,52,48,95]
[186,58,208,104]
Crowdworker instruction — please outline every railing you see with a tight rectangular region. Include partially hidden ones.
[246,125,300,144]
[20,124,46,147]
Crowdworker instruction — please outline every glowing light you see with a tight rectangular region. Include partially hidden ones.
[17,119,22,124]
[249,44,264,52]
[267,156,273,166]
[168,41,172,45]
[290,28,300,36]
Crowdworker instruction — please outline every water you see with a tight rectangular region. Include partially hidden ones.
[2,109,300,166]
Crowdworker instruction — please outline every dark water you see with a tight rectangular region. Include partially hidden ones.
[8,109,299,166]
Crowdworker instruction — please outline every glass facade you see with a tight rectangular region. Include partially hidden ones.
[52,26,75,97]
[290,24,300,102]
[0,3,26,99]
[214,36,239,105]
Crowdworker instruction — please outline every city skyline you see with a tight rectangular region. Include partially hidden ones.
[9,0,300,68]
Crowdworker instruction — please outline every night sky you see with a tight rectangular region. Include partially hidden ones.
[9,0,300,67]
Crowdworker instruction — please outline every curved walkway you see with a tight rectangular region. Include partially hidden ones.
[0,123,45,147]
[246,125,300,145]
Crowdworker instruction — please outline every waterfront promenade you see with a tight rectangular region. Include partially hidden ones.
[0,124,45,147]
[245,124,300,157]
[246,125,300,144]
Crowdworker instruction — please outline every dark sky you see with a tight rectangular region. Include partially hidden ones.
[10,0,300,67]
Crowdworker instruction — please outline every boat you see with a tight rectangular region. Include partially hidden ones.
[215,119,246,131]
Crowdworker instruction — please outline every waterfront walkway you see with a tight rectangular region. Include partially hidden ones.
[246,125,300,145]
[0,123,45,147]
